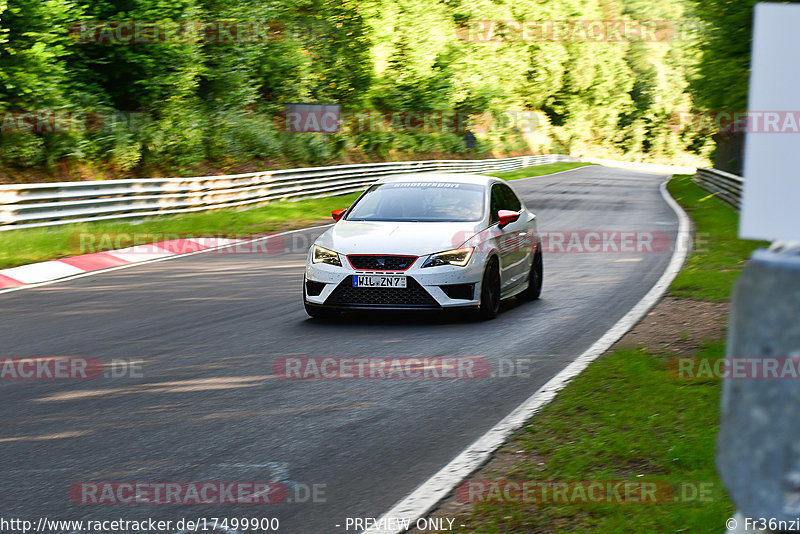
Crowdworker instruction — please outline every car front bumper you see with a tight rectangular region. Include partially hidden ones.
[304,252,484,310]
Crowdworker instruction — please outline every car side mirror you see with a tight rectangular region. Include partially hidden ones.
[498,210,520,228]
[332,209,347,222]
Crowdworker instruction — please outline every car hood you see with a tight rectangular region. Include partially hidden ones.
[316,220,485,256]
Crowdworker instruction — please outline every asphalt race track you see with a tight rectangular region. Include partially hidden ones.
[0,165,679,534]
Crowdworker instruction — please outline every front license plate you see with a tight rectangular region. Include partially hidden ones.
[353,275,407,288]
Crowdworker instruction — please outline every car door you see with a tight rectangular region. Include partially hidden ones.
[489,183,526,291]
[497,183,530,289]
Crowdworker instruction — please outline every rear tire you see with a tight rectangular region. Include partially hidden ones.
[518,246,543,301]
[477,258,501,320]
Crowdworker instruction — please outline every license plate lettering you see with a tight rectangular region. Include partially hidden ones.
[353,275,407,288]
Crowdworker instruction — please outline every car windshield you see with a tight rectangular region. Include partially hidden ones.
[345,182,485,222]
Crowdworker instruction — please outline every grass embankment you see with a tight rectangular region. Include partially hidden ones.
[0,161,587,270]
[668,175,766,302]
[425,173,765,533]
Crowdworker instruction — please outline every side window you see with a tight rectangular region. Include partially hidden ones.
[490,184,505,223]
[499,183,522,212]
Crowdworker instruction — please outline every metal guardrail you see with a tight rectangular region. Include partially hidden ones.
[0,154,574,231]
[694,168,744,210]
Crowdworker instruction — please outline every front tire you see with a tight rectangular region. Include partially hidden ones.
[477,257,501,320]
[304,301,340,320]
[303,278,339,320]
[518,245,543,301]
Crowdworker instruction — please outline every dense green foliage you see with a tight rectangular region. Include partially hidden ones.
[0,0,706,178]
[688,0,757,114]
[684,0,800,160]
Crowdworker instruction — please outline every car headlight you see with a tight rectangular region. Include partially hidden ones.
[422,247,474,268]
[312,245,342,266]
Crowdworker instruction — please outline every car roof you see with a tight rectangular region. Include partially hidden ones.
[372,173,500,186]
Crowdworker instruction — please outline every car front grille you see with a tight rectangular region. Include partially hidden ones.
[347,255,417,271]
[325,277,439,308]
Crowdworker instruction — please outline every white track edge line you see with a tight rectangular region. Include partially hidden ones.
[361,178,691,534]
[0,225,333,296]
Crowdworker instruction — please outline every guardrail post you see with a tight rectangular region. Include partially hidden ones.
[717,243,800,533]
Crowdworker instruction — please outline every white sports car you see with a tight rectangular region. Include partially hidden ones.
[303,173,542,320]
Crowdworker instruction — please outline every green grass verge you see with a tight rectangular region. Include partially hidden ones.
[667,174,767,302]
[462,342,730,533]
[437,173,763,533]
[0,192,360,269]
[492,161,596,180]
